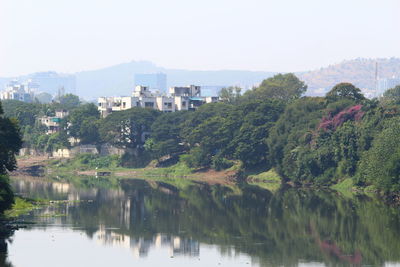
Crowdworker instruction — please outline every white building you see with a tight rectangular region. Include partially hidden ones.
[38,109,69,134]
[0,80,35,102]
[169,85,201,97]
[376,76,400,97]
[98,85,220,117]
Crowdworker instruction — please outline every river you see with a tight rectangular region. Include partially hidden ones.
[3,175,400,266]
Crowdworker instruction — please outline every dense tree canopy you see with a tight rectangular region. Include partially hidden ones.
[4,76,400,197]
[326,83,365,103]
[0,101,22,174]
[380,85,400,106]
[67,103,101,144]
[357,117,400,192]
[245,73,307,101]
[219,86,242,103]
[99,107,160,149]
[59,94,81,110]
[0,101,22,214]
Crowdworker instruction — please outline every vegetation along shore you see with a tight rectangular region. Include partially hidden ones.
[2,73,400,203]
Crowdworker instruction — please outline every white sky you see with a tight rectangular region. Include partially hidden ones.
[0,0,399,77]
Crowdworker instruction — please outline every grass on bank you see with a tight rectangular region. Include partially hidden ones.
[246,169,282,192]
[4,197,47,218]
[48,154,125,172]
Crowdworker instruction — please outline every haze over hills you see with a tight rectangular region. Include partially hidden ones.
[75,61,275,99]
[299,58,400,95]
[1,58,400,99]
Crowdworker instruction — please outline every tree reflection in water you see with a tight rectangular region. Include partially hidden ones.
[10,176,400,266]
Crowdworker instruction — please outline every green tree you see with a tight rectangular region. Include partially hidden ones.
[148,111,190,158]
[99,108,160,149]
[35,92,53,103]
[67,103,100,144]
[0,101,22,214]
[245,73,307,101]
[357,117,400,192]
[380,85,400,106]
[219,86,241,103]
[44,132,70,153]
[59,94,80,110]
[0,102,23,174]
[326,83,365,103]
[267,97,327,181]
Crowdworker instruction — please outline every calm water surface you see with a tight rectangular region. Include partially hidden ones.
[4,176,400,267]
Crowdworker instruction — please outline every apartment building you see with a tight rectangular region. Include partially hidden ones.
[98,85,220,117]
[0,80,35,102]
[38,109,69,134]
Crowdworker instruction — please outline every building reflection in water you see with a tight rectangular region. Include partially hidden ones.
[10,176,400,266]
[95,227,199,258]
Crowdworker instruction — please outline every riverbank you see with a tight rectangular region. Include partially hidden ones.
[14,155,283,191]
[14,156,240,185]
[15,155,385,198]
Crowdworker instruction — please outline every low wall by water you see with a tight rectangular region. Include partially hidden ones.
[19,144,126,159]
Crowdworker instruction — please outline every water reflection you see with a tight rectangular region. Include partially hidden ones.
[95,229,199,258]
[8,176,400,266]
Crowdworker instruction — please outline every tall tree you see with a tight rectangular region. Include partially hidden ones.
[0,101,23,174]
[67,103,100,144]
[219,86,242,103]
[326,83,365,103]
[246,73,307,101]
[380,85,400,106]
[59,94,81,110]
[0,101,22,214]
[99,108,160,149]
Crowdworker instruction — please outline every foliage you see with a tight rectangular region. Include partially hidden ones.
[99,107,160,149]
[58,94,81,110]
[1,100,47,127]
[317,105,364,132]
[0,102,23,174]
[34,92,53,103]
[67,103,100,144]
[267,97,327,180]
[4,76,400,196]
[380,85,400,106]
[326,83,365,103]
[44,132,70,152]
[0,175,14,214]
[219,86,241,103]
[244,73,307,101]
[74,154,121,169]
[147,111,190,158]
[357,118,400,192]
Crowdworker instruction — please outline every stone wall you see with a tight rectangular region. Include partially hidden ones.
[20,144,125,159]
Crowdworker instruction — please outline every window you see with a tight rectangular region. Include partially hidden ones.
[145,102,154,108]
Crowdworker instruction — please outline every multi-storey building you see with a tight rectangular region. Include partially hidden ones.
[169,85,201,97]
[38,109,69,134]
[0,80,35,102]
[134,73,167,93]
[98,85,220,117]
[376,76,400,97]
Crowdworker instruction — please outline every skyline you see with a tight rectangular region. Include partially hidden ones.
[1,0,399,77]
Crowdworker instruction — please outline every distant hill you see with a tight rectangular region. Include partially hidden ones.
[75,61,274,99]
[2,58,400,99]
[0,61,274,100]
[299,58,400,95]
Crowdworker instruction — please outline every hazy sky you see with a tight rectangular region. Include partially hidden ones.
[0,0,399,76]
